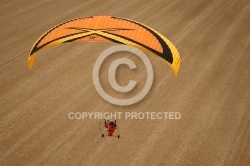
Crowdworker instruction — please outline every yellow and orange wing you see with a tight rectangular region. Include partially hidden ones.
[28,16,180,75]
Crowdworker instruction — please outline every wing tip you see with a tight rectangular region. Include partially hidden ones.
[28,54,35,69]
[172,60,180,77]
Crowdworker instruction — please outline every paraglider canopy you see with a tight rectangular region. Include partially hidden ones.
[28,16,180,75]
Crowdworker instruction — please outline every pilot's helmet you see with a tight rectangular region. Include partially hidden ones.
[109,121,116,126]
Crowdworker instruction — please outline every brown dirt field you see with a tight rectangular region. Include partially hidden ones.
[0,0,249,165]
